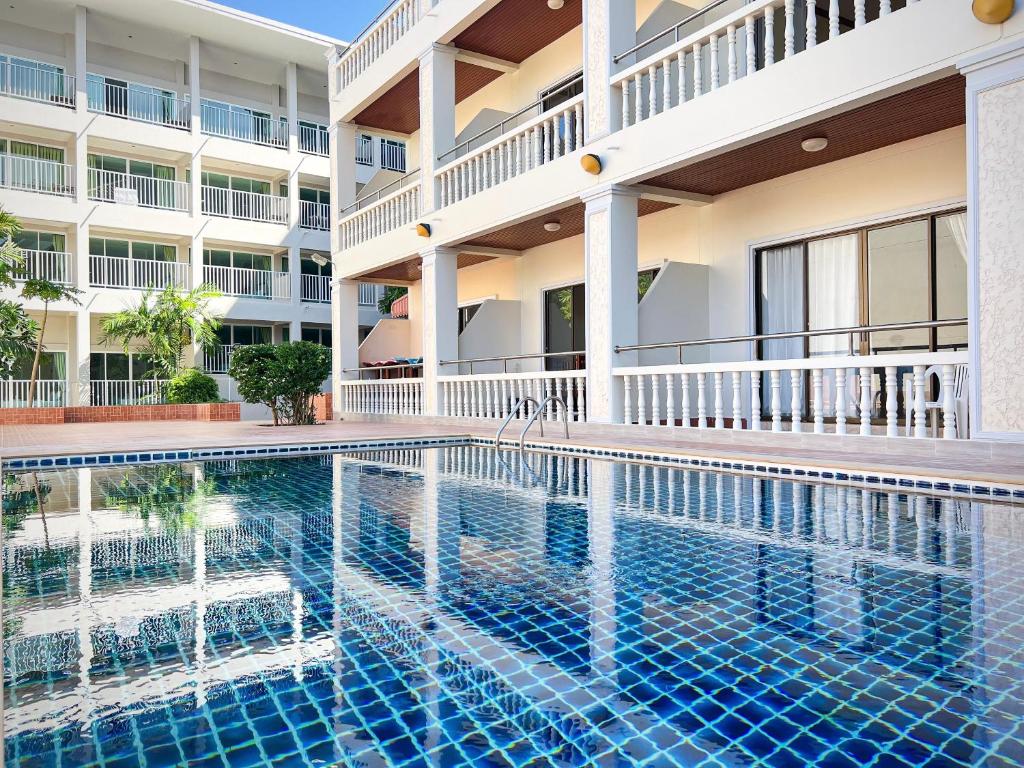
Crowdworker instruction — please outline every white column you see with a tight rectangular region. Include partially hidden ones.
[288,245,302,310]
[286,62,299,154]
[190,150,202,221]
[332,279,360,418]
[332,122,357,214]
[960,40,1024,440]
[583,0,636,142]
[582,184,640,423]
[417,44,456,214]
[420,247,458,416]
[74,223,89,293]
[189,37,201,137]
[190,235,204,289]
[73,6,87,114]
[73,308,90,406]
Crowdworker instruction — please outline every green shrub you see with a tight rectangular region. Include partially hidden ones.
[229,342,330,425]
[165,368,221,404]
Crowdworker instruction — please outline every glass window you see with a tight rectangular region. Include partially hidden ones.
[132,242,156,261]
[638,268,660,301]
[544,283,585,372]
[457,303,481,334]
[867,220,929,353]
[808,234,859,355]
[934,212,968,349]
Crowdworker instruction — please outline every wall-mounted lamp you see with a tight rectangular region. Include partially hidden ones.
[416,223,432,238]
[309,252,330,267]
[580,153,602,175]
[972,0,1013,23]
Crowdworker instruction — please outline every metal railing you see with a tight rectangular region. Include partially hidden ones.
[89,255,190,290]
[0,156,75,197]
[90,379,169,406]
[88,168,190,212]
[614,319,970,362]
[438,350,586,375]
[1,379,66,408]
[299,200,331,230]
[204,345,236,374]
[301,274,331,303]
[298,124,329,156]
[341,362,423,380]
[203,265,291,300]
[201,186,289,224]
[613,0,737,64]
[356,136,374,165]
[86,76,191,129]
[341,168,421,216]
[0,61,75,107]
[200,102,288,148]
[11,249,74,284]
[358,283,380,306]
[380,141,406,172]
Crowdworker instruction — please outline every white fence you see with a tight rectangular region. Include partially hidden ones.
[204,346,236,375]
[89,255,190,290]
[204,265,291,300]
[201,186,289,224]
[0,155,75,197]
[614,351,969,438]
[86,78,190,129]
[614,0,905,128]
[12,250,74,284]
[358,283,381,306]
[299,200,331,230]
[338,182,420,250]
[440,371,588,422]
[90,379,169,406]
[200,102,289,147]
[0,380,66,408]
[437,96,584,207]
[338,379,424,416]
[301,274,331,304]
[0,61,75,107]
[299,124,329,156]
[337,0,425,88]
[88,168,190,212]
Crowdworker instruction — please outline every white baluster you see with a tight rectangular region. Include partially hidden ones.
[855,0,866,26]
[574,103,584,150]
[750,372,762,431]
[745,16,756,76]
[680,373,691,427]
[879,0,891,16]
[941,365,956,439]
[661,58,671,112]
[790,370,802,432]
[885,366,898,437]
[764,7,775,66]
[648,65,658,116]
[727,25,738,84]
[835,368,847,436]
[637,374,647,425]
[665,374,676,428]
[784,0,796,58]
[770,370,782,431]
[676,50,686,105]
[913,365,927,438]
[577,376,586,422]
[692,42,703,97]
[651,373,661,426]
[859,367,872,436]
[805,0,816,48]
[710,34,720,90]
[829,0,839,39]
[566,376,576,421]
[623,375,633,424]
[731,371,743,430]
[633,72,643,123]
[714,372,725,428]
[696,373,707,429]
[812,368,824,433]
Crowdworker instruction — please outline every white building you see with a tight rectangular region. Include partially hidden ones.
[0,0,403,408]
[327,0,1024,442]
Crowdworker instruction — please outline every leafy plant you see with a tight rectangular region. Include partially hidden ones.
[0,301,38,378]
[166,368,221,404]
[0,207,24,289]
[229,342,330,426]
[101,284,223,379]
[20,278,82,407]
[378,285,408,315]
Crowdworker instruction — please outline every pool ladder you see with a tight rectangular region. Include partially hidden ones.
[495,395,570,452]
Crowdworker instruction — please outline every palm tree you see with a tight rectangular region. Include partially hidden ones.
[0,207,24,289]
[101,284,223,379]
[19,279,83,407]
[0,300,38,378]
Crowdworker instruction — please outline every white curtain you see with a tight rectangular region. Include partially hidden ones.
[808,234,860,417]
[760,244,804,415]
[945,212,968,261]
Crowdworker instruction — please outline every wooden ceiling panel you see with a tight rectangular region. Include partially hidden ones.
[354,62,505,135]
[646,75,966,196]
[360,252,498,283]
[452,0,583,63]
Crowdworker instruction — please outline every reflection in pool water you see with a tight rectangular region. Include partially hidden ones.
[2,447,1023,766]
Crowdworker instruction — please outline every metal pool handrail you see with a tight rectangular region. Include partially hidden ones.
[518,395,570,453]
[496,397,541,445]
[440,350,584,375]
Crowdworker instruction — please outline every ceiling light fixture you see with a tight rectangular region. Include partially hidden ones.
[801,136,828,153]
[548,0,565,8]
[543,220,562,232]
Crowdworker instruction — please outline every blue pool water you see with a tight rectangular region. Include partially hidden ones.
[3,446,1023,767]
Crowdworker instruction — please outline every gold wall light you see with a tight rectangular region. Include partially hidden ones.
[580,153,602,175]
[973,0,1013,24]
[416,223,431,238]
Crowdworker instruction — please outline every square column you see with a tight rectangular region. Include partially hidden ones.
[583,184,640,423]
[190,151,202,220]
[417,44,456,214]
[191,235,204,289]
[73,6,87,115]
[583,0,636,142]
[420,247,458,416]
[332,279,360,419]
[73,308,90,406]
[189,37,201,137]
[286,62,299,155]
[288,246,302,308]
[960,40,1024,440]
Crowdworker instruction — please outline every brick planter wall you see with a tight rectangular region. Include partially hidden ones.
[312,393,333,423]
[0,402,241,425]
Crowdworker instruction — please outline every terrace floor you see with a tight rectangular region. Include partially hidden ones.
[3,416,1024,489]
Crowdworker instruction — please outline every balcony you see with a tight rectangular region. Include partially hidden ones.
[358,283,381,307]
[86,76,190,130]
[338,170,420,250]
[299,200,331,231]
[203,345,236,374]
[336,0,426,90]
[0,60,75,108]
[301,274,331,304]
[201,186,289,225]
[89,255,190,291]
[90,379,169,406]
[337,378,425,416]
[89,169,190,212]
[0,155,75,197]
[299,123,329,157]
[203,265,291,301]
[200,102,288,148]
[12,250,74,285]
[1,380,66,408]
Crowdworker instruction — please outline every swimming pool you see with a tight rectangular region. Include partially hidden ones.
[3,446,1022,767]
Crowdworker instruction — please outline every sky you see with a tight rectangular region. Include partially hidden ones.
[215,0,387,42]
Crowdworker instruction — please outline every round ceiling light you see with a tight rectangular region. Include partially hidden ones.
[548,0,565,8]
[543,220,562,232]
[801,137,829,153]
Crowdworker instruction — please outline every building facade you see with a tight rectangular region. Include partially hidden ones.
[0,0,400,409]
[327,0,1024,442]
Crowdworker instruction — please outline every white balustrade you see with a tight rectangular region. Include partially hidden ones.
[299,200,331,230]
[0,380,66,408]
[203,265,291,300]
[88,168,190,212]
[380,141,407,172]
[614,0,900,128]
[337,0,425,89]
[358,283,381,306]
[12,250,74,284]
[301,274,332,304]
[614,351,967,438]
[0,155,75,197]
[338,183,420,250]
[437,96,585,208]
[200,102,289,147]
[298,124,329,156]
[89,255,189,290]
[86,77,190,129]
[338,379,425,416]
[439,371,587,423]
[204,345,236,374]
[0,61,75,107]
[201,186,289,224]
[90,379,170,406]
